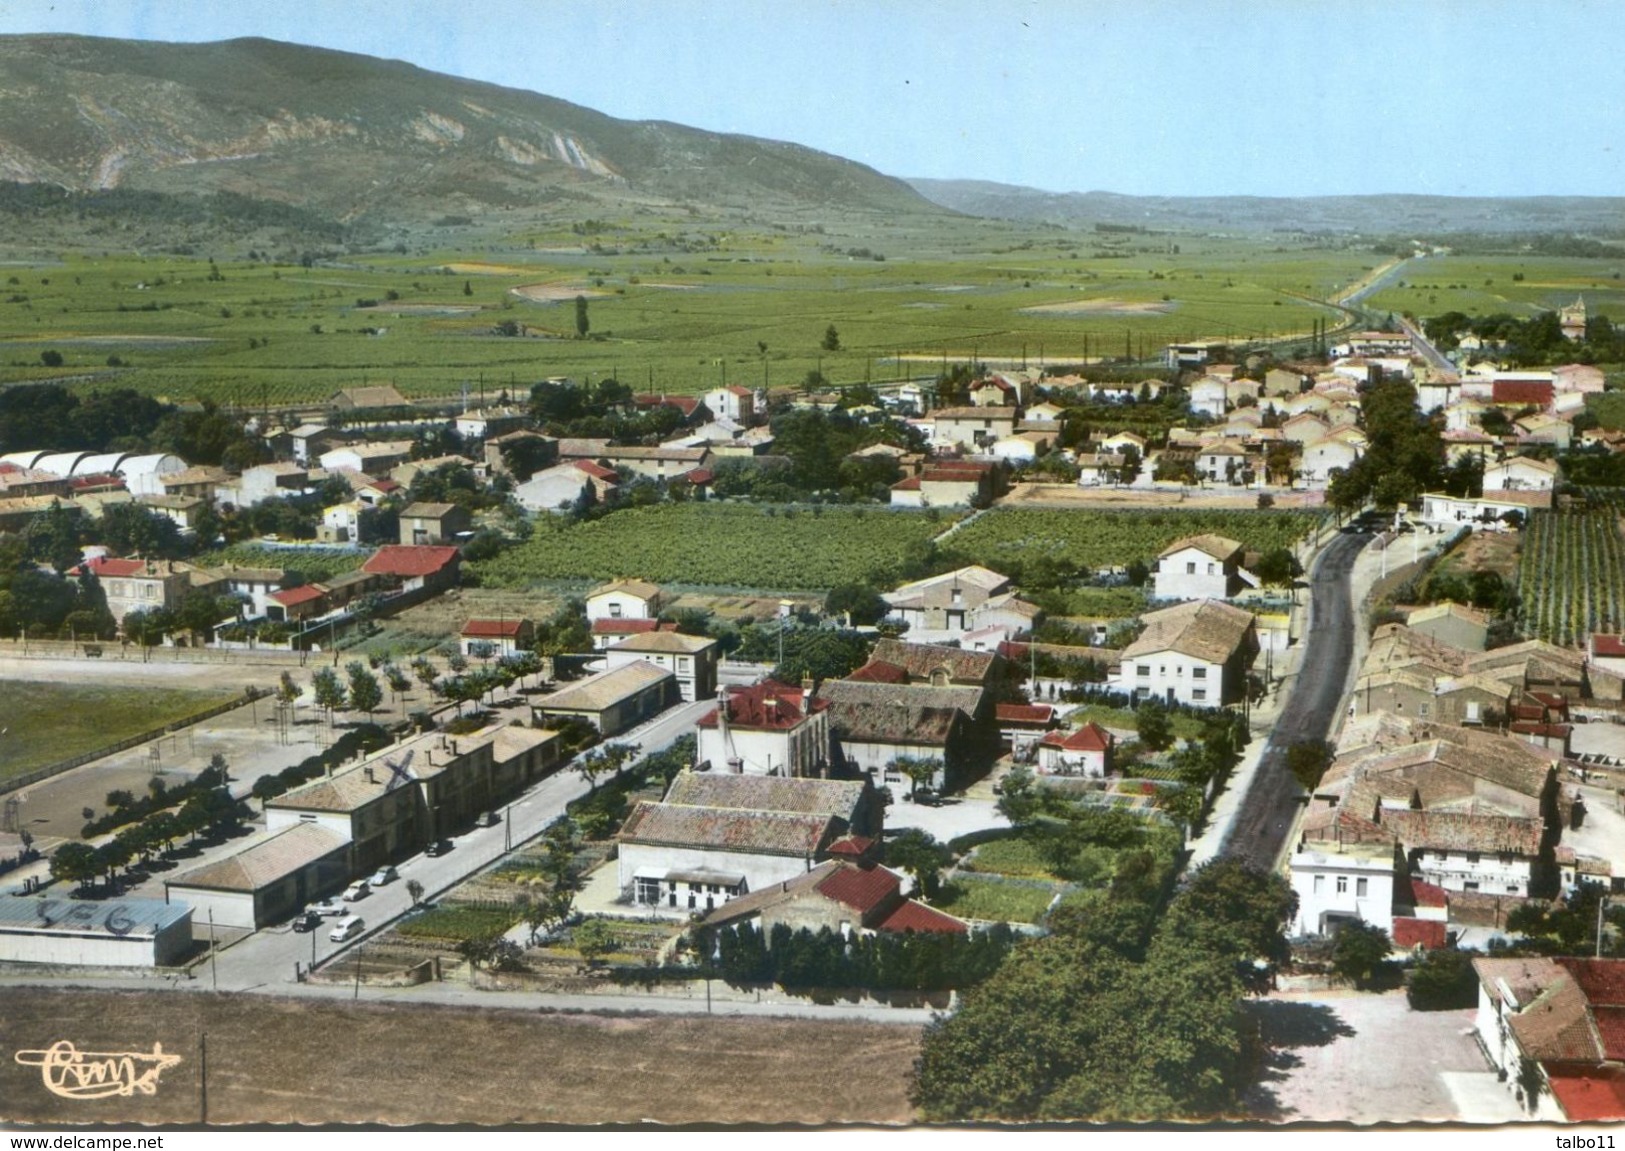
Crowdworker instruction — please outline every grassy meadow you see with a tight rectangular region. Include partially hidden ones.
[1359,254,1625,321]
[0,216,1376,406]
[0,681,238,780]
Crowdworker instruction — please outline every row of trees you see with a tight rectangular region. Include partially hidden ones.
[696,919,1015,992]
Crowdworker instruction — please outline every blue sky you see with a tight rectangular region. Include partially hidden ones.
[2,0,1622,197]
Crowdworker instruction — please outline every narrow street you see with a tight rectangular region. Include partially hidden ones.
[1219,530,1367,869]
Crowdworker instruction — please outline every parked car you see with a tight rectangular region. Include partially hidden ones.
[291,911,322,933]
[307,897,344,918]
[369,865,398,887]
[425,840,450,857]
[342,879,370,902]
[478,810,501,828]
[328,916,365,943]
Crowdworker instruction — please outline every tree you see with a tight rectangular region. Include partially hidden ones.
[1331,920,1393,989]
[311,667,347,726]
[40,349,63,367]
[463,279,473,297]
[885,828,948,899]
[345,661,383,715]
[821,324,841,352]
[1406,947,1479,1011]
[1252,547,1302,587]
[824,583,888,626]
[574,294,590,338]
[573,918,618,967]
[49,842,99,893]
[890,755,942,800]
[406,879,425,907]
[1286,739,1334,791]
[1135,700,1173,751]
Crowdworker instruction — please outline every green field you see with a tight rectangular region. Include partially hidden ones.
[0,681,238,781]
[934,876,1059,925]
[194,543,374,582]
[943,508,1324,574]
[0,225,1375,406]
[472,503,959,590]
[1361,254,1625,323]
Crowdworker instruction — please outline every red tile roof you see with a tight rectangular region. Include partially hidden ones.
[573,460,619,481]
[815,863,899,915]
[460,618,526,638]
[269,585,325,607]
[1039,722,1112,753]
[685,468,714,485]
[846,660,910,685]
[825,834,875,859]
[1594,635,1625,658]
[71,556,148,578]
[890,476,922,492]
[1546,1066,1625,1122]
[876,900,967,935]
[696,679,826,730]
[1398,875,1449,909]
[1492,380,1554,406]
[591,618,662,636]
[997,703,1055,725]
[1555,958,1625,1007]
[634,394,701,416]
[1391,917,1449,950]
[362,545,460,578]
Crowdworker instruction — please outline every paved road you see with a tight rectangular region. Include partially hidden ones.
[1219,530,1366,869]
[1396,314,1457,376]
[206,696,716,992]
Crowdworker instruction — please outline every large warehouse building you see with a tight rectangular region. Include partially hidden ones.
[0,894,193,967]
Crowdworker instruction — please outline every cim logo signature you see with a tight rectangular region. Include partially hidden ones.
[14,1041,182,1100]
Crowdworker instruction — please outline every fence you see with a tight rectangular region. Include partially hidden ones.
[0,638,313,667]
[0,688,270,796]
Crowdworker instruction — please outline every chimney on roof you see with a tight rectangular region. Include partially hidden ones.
[365,767,375,784]
[802,673,815,697]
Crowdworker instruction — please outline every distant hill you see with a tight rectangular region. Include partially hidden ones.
[907,178,1625,237]
[0,34,936,228]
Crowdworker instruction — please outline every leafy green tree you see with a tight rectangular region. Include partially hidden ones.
[49,842,99,892]
[821,324,841,352]
[1252,547,1301,586]
[891,755,943,799]
[885,828,949,899]
[1135,699,1173,751]
[1406,948,1479,1010]
[573,918,618,967]
[345,661,383,715]
[405,878,425,907]
[824,583,888,626]
[311,666,346,725]
[1286,739,1334,791]
[574,295,590,338]
[1331,920,1393,989]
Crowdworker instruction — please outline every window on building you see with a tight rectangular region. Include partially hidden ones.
[1136,665,1150,677]
[1135,687,1150,700]
[1356,878,1368,897]
[1498,852,1514,866]
[609,602,623,618]
[1207,563,1217,575]
[1466,853,1480,864]
[1418,704,1429,717]
[1186,562,1196,574]
[1192,667,1207,679]
[1433,851,1447,861]
[1507,884,1520,894]
[635,877,661,904]
[1313,875,1324,893]
[1336,876,1348,894]
[1464,882,1480,892]
[1192,689,1207,701]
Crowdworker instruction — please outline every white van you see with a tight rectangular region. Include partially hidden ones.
[329,916,365,943]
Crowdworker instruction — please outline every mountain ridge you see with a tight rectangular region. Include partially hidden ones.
[0,33,936,223]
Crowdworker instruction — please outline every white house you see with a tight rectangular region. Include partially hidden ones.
[1483,456,1558,492]
[585,578,663,623]
[704,386,757,425]
[1116,598,1259,707]
[1299,431,1364,487]
[1188,377,1229,420]
[617,772,879,914]
[1289,842,1397,937]
[604,630,718,703]
[1152,534,1249,601]
[513,463,592,513]
[696,679,832,777]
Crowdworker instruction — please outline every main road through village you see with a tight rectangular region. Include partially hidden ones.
[1219,529,1366,870]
